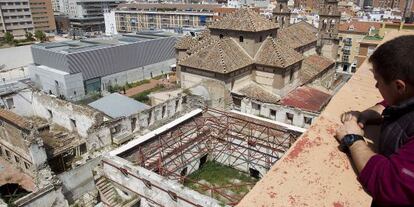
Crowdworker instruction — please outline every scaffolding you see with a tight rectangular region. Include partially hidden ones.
[118,107,301,206]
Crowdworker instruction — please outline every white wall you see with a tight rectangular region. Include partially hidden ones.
[15,185,68,207]
[100,59,175,90]
[104,11,117,36]
[103,156,221,207]
[241,98,318,128]
[29,64,85,101]
[32,93,101,137]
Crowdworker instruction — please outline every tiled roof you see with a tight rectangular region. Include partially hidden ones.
[280,86,332,113]
[179,37,253,74]
[339,21,381,34]
[255,37,303,68]
[236,83,280,104]
[300,55,335,84]
[278,21,318,49]
[175,35,198,50]
[238,31,412,207]
[0,109,32,130]
[175,30,211,50]
[208,8,278,32]
[186,31,214,55]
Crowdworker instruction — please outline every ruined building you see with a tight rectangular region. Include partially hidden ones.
[0,80,190,206]
[175,8,341,130]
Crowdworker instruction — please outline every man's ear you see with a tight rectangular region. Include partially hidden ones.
[394,79,407,94]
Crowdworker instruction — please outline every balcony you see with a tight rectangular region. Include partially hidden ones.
[2,11,31,16]
[1,5,30,10]
[237,30,413,207]
[4,18,32,24]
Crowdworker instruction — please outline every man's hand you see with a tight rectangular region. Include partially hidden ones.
[336,118,365,142]
[340,111,367,128]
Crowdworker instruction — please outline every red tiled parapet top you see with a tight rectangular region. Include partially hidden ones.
[237,30,414,207]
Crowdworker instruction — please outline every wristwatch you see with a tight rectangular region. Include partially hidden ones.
[339,134,364,153]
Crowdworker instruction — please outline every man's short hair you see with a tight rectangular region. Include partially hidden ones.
[369,35,414,85]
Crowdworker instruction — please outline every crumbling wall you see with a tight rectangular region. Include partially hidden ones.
[103,156,221,207]
[0,120,48,176]
[14,184,68,207]
[57,157,101,203]
[240,99,318,128]
[87,95,187,149]
[32,92,104,138]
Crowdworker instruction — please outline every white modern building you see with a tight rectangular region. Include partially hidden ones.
[29,32,177,101]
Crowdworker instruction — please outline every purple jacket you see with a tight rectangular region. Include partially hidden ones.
[359,137,414,206]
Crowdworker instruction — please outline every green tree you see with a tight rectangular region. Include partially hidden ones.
[4,32,14,44]
[25,32,34,41]
[34,30,47,42]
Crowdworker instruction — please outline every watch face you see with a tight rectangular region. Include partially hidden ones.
[344,135,355,146]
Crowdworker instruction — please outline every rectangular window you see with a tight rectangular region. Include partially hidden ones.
[162,105,166,118]
[24,162,30,170]
[289,69,294,83]
[270,109,277,120]
[0,146,2,157]
[111,125,121,135]
[5,150,10,159]
[252,102,261,116]
[6,98,14,109]
[47,109,53,118]
[286,113,294,124]
[70,119,77,129]
[304,116,312,125]
[14,155,20,163]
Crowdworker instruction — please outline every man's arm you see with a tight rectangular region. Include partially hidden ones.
[349,140,376,173]
[336,119,414,205]
[357,139,414,205]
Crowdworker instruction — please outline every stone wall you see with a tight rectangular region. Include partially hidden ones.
[87,94,187,150]
[31,92,104,138]
[14,185,68,207]
[102,156,221,207]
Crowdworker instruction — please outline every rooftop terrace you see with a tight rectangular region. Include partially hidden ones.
[237,30,414,206]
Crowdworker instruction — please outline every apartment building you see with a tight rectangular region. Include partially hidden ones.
[0,0,34,38]
[29,0,56,33]
[58,0,126,32]
[337,21,381,74]
[112,3,221,33]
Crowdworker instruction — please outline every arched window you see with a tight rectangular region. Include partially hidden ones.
[239,36,244,42]
[219,34,223,39]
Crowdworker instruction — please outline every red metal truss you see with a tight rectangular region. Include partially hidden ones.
[119,107,300,206]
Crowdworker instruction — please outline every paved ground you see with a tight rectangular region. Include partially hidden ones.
[0,158,36,192]
[125,74,177,97]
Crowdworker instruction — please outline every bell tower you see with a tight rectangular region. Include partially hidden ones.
[317,0,340,60]
[273,0,291,29]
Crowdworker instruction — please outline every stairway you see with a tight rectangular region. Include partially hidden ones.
[95,176,123,207]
